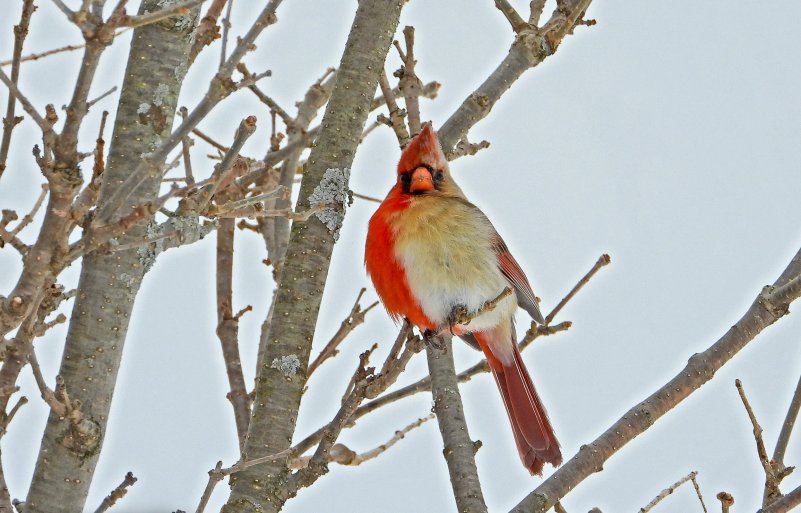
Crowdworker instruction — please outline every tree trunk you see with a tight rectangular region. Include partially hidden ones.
[222,2,402,511]
[24,3,198,511]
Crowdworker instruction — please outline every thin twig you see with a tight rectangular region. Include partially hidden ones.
[219,0,235,68]
[773,370,801,470]
[639,471,698,513]
[86,86,118,109]
[289,414,434,469]
[8,184,48,238]
[377,71,409,147]
[0,0,36,178]
[216,215,251,450]
[396,26,422,136]
[189,0,228,64]
[307,288,379,376]
[690,473,708,513]
[92,472,138,513]
[179,107,196,186]
[736,379,782,504]
[125,0,203,28]
[495,0,529,33]
[545,253,610,324]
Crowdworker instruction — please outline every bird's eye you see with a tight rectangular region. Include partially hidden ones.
[433,170,444,183]
[400,173,411,184]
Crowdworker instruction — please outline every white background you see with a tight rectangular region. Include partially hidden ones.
[2,1,801,512]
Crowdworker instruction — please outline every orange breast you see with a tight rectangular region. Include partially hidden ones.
[365,194,436,331]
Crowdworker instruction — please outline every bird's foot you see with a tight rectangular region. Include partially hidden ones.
[446,303,472,334]
[422,329,447,352]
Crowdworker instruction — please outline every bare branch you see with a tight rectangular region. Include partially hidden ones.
[773,370,801,471]
[545,253,610,324]
[216,215,251,450]
[377,72,410,148]
[439,0,594,156]
[0,0,36,179]
[308,288,379,376]
[760,485,801,513]
[7,184,48,238]
[189,0,228,64]
[92,472,138,513]
[396,26,422,135]
[495,0,529,33]
[426,338,487,513]
[510,246,801,513]
[289,414,434,469]
[125,0,203,28]
[736,379,789,507]
[639,471,698,513]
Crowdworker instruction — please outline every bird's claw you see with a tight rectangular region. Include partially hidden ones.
[422,329,447,352]
[446,304,471,334]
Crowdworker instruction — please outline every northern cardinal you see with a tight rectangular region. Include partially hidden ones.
[364,123,561,475]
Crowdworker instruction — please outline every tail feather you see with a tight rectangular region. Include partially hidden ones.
[475,328,562,475]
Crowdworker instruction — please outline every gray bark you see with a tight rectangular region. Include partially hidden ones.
[24,3,198,511]
[427,341,488,513]
[222,2,402,512]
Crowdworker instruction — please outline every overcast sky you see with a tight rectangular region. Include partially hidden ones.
[2,1,801,512]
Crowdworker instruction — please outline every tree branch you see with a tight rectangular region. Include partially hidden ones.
[510,246,801,513]
[427,338,488,513]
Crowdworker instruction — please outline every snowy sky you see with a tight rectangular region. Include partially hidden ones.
[2,1,801,512]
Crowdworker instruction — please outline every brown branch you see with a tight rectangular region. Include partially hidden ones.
[352,191,381,203]
[691,473,709,513]
[219,0,235,67]
[307,288,379,376]
[639,471,698,512]
[395,26,422,136]
[216,217,251,451]
[495,0,529,33]
[545,253,610,324]
[96,0,281,224]
[124,0,204,28]
[92,472,138,513]
[717,492,734,513]
[0,0,36,180]
[760,485,801,513]
[377,71,410,148]
[528,0,548,26]
[179,107,196,187]
[192,126,229,152]
[438,0,594,156]
[188,0,227,65]
[289,414,434,469]
[70,111,108,225]
[449,136,491,160]
[773,370,801,471]
[7,184,48,239]
[510,245,801,513]
[736,379,789,507]
[199,324,422,511]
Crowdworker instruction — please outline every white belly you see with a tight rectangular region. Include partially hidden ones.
[391,197,516,332]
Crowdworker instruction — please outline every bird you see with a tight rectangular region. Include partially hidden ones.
[364,122,562,475]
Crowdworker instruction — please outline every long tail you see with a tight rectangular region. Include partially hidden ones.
[473,325,562,475]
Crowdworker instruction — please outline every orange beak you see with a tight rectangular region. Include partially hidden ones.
[409,166,435,193]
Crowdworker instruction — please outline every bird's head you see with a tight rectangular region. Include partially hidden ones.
[395,123,458,197]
